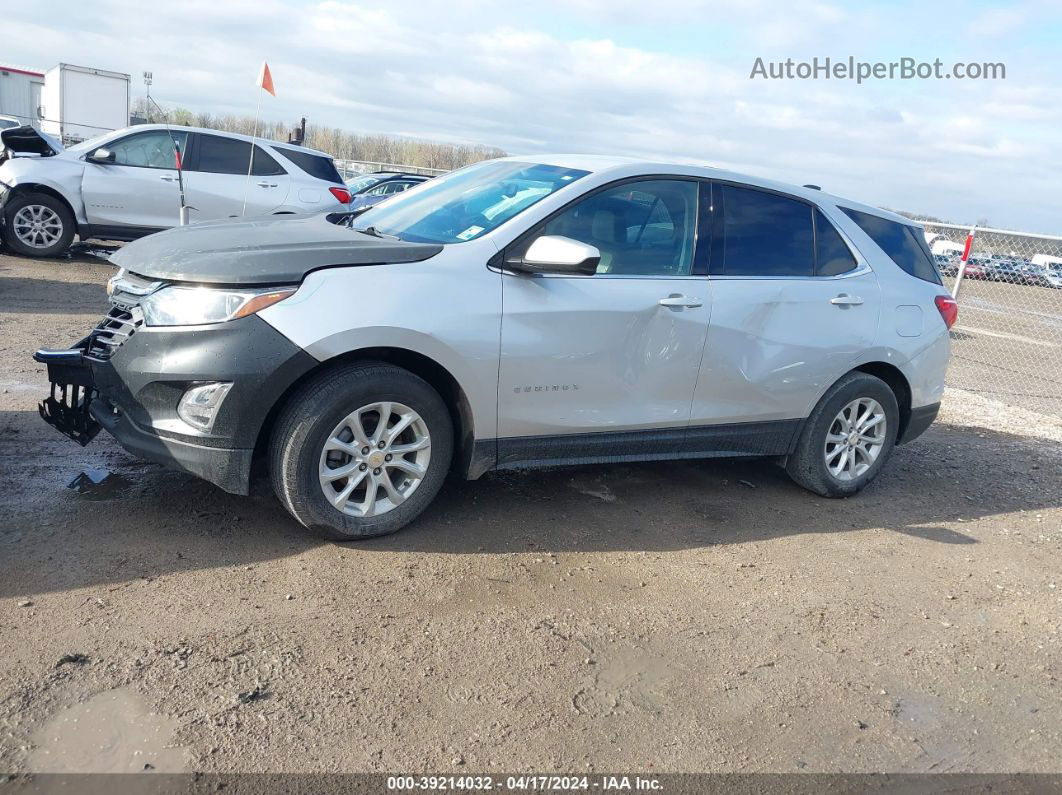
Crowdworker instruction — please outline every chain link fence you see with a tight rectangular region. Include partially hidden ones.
[334,159,449,180]
[922,222,1062,418]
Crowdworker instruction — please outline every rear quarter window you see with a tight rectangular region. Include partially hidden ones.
[840,207,942,285]
[273,148,344,184]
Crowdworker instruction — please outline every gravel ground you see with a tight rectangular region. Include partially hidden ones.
[0,249,1060,775]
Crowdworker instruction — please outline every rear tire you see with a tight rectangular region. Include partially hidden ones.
[270,361,453,540]
[2,191,76,257]
[786,371,899,498]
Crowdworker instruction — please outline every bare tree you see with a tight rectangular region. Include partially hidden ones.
[132,100,506,169]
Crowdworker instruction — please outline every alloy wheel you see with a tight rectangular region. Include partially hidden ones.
[318,401,431,518]
[13,204,64,249]
[823,397,887,482]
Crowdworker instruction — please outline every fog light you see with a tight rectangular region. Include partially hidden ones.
[177,382,233,432]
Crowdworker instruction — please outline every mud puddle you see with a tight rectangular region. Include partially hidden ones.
[28,687,190,772]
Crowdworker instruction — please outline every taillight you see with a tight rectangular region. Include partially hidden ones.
[329,187,351,204]
[935,295,958,329]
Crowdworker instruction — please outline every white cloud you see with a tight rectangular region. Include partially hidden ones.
[2,0,1060,232]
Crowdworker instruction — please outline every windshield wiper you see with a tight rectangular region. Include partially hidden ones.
[354,225,400,241]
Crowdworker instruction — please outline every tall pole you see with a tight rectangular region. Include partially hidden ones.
[951,226,977,300]
[146,94,189,226]
[241,92,263,217]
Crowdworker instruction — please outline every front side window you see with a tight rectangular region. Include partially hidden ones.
[194,135,285,177]
[531,179,698,276]
[719,185,814,277]
[840,207,942,284]
[368,181,414,196]
[355,160,590,244]
[107,130,188,169]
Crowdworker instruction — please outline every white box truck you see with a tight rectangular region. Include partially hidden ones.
[40,64,130,145]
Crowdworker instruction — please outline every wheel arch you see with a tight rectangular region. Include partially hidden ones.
[851,361,912,441]
[5,182,79,226]
[254,346,479,478]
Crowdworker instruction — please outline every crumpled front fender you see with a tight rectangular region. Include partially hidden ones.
[0,156,87,223]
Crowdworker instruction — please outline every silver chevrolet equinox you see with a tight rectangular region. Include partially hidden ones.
[34,156,955,540]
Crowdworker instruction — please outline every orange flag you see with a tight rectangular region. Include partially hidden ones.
[257,61,275,96]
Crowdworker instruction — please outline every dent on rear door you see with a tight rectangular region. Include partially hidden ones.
[693,271,882,424]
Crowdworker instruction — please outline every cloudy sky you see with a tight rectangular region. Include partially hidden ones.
[6,0,1061,232]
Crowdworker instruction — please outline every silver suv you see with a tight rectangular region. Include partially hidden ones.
[0,124,350,257]
[34,156,955,540]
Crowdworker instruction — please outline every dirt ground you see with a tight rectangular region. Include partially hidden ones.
[1,248,1060,775]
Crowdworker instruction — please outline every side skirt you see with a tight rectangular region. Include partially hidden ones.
[469,419,803,477]
[78,223,167,243]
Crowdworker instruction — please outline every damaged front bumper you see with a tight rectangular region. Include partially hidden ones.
[34,340,101,446]
[33,315,317,495]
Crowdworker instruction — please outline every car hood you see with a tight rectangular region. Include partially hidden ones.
[112,212,444,285]
[0,126,64,157]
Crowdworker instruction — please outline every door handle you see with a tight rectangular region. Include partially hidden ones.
[159,174,178,182]
[256,181,278,188]
[659,294,703,308]
[830,294,864,306]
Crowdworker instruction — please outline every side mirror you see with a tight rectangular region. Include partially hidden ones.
[512,235,600,276]
[87,147,115,164]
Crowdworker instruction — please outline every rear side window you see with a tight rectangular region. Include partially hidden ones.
[193,134,285,176]
[273,148,344,184]
[840,207,942,284]
[719,185,814,277]
[815,210,858,276]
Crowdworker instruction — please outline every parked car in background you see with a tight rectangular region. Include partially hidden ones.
[345,171,431,196]
[0,124,351,257]
[35,156,953,540]
[987,259,1029,283]
[0,116,21,130]
[959,258,988,280]
[1017,264,1056,288]
[348,174,433,212]
[935,253,959,276]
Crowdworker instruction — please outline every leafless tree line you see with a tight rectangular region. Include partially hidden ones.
[132,99,506,170]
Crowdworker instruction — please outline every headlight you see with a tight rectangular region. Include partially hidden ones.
[106,268,124,296]
[140,285,297,326]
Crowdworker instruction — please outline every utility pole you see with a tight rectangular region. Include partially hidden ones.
[289,117,306,146]
[143,71,153,121]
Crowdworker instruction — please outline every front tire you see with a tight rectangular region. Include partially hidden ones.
[2,191,76,257]
[786,371,899,498]
[270,362,454,540]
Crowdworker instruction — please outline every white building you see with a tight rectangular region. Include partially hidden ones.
[0,64,45,127]
[924,232,964,257]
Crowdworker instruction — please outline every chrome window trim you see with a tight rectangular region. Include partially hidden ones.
[706,262,874,282]
[513,272,707,281]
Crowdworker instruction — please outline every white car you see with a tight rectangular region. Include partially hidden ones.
[36,155,954,540]
[0,124,351,257]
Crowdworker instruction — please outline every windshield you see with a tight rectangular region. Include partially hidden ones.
[346,174,390,193]
[353,160,591,244]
